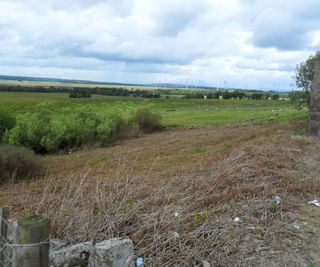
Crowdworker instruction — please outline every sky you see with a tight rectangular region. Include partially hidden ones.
[0,0,320,91]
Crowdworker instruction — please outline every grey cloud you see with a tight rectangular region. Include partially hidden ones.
[0,0,316,88]
[249,1,320,51]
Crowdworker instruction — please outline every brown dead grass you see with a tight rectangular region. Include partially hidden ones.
[1,120,320,266]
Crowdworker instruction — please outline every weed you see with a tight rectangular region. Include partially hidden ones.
[271,203,279,213]
[223,142,231,149]
[294,128,306,136]
[291,174,302,183]
[223,244,232,255]
[191,147,209,154]
[193,209,208,226]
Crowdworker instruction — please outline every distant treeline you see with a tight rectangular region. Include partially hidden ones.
[0,85,161,98]
[0,84,281,100]
[183,90,280,100]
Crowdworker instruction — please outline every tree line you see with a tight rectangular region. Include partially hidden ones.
[0,85,161,99]
[184,90,280,100]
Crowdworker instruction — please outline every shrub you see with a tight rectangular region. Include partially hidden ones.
[0,111,15,142]
[4,103,163,153]
[0,144,43,183]
[5,104,104,153]
[112,114,139,140]
[132,106,163,133]
[69,88,92,98]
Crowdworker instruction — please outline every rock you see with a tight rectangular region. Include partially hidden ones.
[50,238,134,267]
[90,239,134,267]
[50,238,68,251]
[50,242,93,267]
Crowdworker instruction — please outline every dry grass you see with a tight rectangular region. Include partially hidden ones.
[1,120,320,266]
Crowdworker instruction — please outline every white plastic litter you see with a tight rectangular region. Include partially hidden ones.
[135,256,144,267]
[308,199,320,207]
[293,222,300,230]
[234,217,242,223]
[272,195,281,206]
[171,231,180,239]
[203,260,210,267]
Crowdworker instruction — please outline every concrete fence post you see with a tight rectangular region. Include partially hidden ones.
[0,206,10,266]
[12,215,50,267]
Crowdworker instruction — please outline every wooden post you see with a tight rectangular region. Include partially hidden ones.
[12,215,50,267]
[0,207,10,266]
[309,59,320,136]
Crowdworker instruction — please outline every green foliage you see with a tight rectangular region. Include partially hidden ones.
[0,84,161,99]
[0,91,304,129]
[0,111,15,142]
[132,106,163,133]
[4,103,113,152]
[271,203,279,213]
[0,144,43,183]
[69,88,91,98]
[294,51,320,108]
[193,209,208,226]
[291,174,302,183]
[250,93,264,100]
[295,51,320,93]
[191,147,209,154]
[288,91,309,110]
[4,102,160,153]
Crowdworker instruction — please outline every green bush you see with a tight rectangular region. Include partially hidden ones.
[0,144,43,183]
[4,103,105,153]
[132,106,163,133]
[4,103,162,153]
[0,111,15,142]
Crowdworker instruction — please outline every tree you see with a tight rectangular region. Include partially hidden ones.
[294,51,320,108]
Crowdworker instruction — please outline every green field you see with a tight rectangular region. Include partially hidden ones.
[0,92,308,127]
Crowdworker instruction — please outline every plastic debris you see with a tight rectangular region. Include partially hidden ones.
[293,222,300,230]
[170,231,180,239]
[174,212,179,217]
[272,195,281,206]
[234,217,242,223]
[135,256,144,267]
[203,260,210,267]
[308,199,320,207]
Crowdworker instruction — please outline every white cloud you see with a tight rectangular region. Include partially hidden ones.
[0,0,319,90]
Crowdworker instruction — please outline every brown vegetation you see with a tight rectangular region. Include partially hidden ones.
[1,120,320,266]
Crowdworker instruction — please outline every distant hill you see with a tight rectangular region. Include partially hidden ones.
[0,75,287,93]
[0,75,138,86]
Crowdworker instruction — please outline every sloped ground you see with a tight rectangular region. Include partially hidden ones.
[1,120,320,266]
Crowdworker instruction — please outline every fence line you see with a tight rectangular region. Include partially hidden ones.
[0,207,50,267]
[0,207,11,267]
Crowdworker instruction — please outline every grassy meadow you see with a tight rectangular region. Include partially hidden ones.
[0,91,308,127]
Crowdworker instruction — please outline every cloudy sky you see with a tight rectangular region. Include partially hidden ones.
[0,0,319,90]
